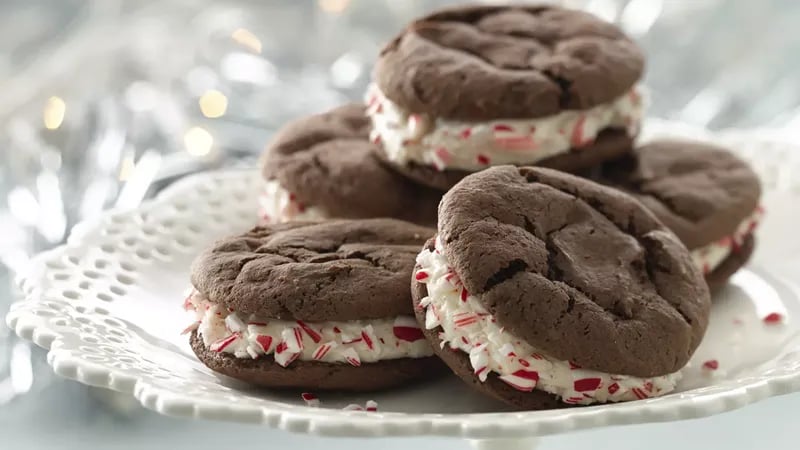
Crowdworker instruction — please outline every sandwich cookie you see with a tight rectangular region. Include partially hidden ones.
[412,166,711,408]
[186,219,440,391]
[593,139,762,290]
[259,103,441,226]
[368,4,644,189]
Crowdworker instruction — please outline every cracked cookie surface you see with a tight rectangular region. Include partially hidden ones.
[375,5,644,120]
[426,166,710,377]
[261,103,442,225]
[592,139,761,249]
[191,219,434,320]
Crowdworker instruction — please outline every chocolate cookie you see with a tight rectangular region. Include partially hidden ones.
[186,219,442,391]
[592,139,762,288]
[366,5,643,181]
[259,103,442,226]
[375,5,644,120]
[411,166,710,409]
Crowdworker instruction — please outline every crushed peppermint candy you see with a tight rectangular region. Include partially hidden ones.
[184,290,433,367]
[691,208,764,276]
[764,313,784,324]
[258,180,327,223]
[296,393,378,412]
[343,400,378,412]
[364,83,644,172]
[392,317,425,342]
[301,392,320,407]
[702,360,719,371]
[210,333,239,352]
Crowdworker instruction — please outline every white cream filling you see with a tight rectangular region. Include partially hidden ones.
[185,292,433,367]
[691,207,763,275]
[258,180,327,223]
[415,237,681,405]
[365,84,644,172]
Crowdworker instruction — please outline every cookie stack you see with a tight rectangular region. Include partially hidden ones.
[259,4,762,289]
[187,4,762,410]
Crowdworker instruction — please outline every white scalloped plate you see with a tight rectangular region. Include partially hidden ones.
[7,120,800,441]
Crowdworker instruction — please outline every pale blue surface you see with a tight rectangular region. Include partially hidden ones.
[0,354,797,449]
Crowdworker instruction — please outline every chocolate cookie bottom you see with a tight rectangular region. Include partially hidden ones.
[191,332,445,391]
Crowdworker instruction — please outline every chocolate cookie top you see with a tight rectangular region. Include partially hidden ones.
[375,5,644,121]
[435,166,710,377]
[593,139,761,249]
[191,219,434,321]
[261,103,441,225]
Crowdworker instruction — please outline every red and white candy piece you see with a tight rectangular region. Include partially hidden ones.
[255,334,273,353]
[281,327,304,353]
[702,359,719,371]
[425,305,441,329]
[342,400,378,412]
[341,348,361,367]
[393,316,425,342]
[301,392,320,407]
[492,123,535,150]
[225,314,246,333]
[493,124,515,133]
[453,311,479,328]
[370,131,382,145]
[246,346,259,359]
[499,369,540,392]
[494,135,537,151]
[469,344,490,382]
[273,348,299,367]
[444,270,461,287]
[499,343,517,359]
[573,377,601,393]
[296,320,322,343]
[210,333,239,352]
[312,341,337,361]
[340,331,362,345]
[570,115,588,147]
[361,326,376,351]
[764,312,784,324]
[432,147,451,171]
[630,387,648,400]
